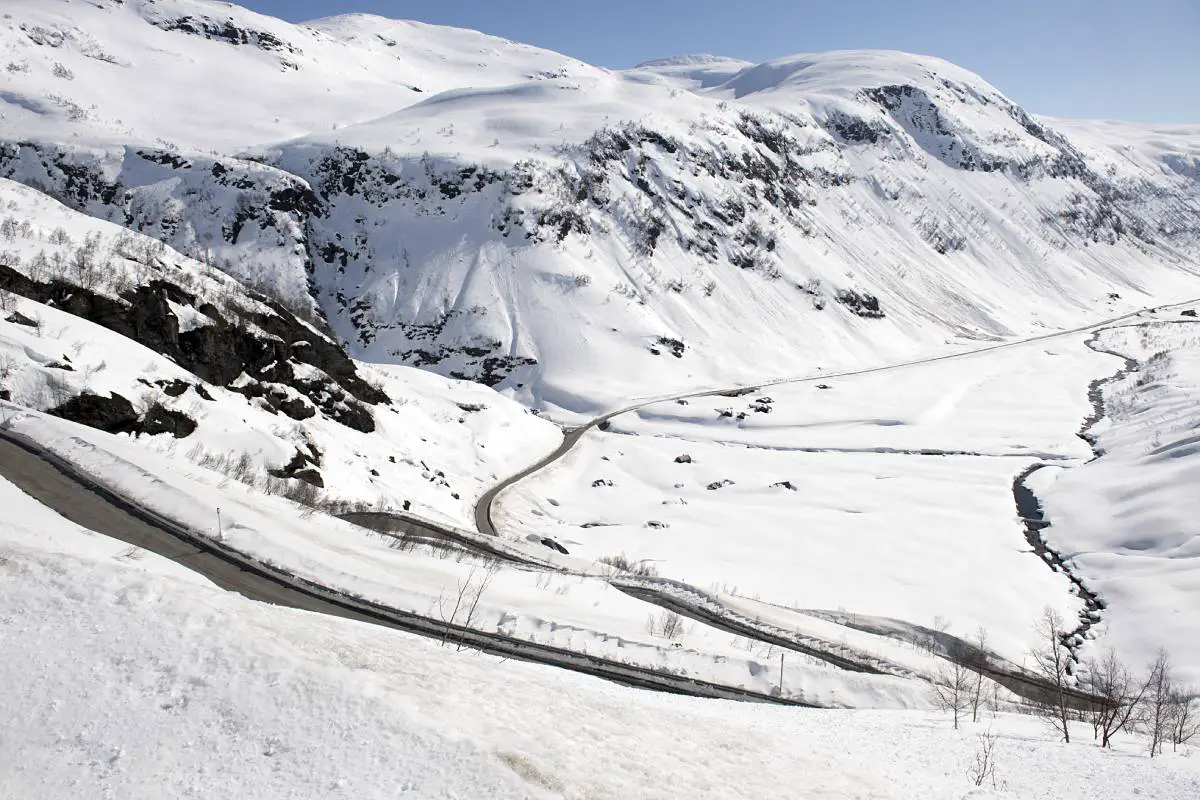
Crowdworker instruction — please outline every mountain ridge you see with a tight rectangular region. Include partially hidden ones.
[2,0,1199,415]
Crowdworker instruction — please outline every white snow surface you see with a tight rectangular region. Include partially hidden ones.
[1,395,939,708]
[0,0,598,151]
[4,474,1200,799]
[0,178,561,527]
[498,311,1200,674]
[2,0,1199,414]
[1035,311,1200,685]
[0,4,1198,790]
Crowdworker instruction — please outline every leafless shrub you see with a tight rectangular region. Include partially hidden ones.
[0,288,14,313]
[1143,648,1174,757]
[612,282,643,303]
[51,61,74,80]
[264,475,321,508]
[42,372,74,410]
[968,627,990,723]
[437,562,500,650]
[313,496,376,516]
[114,545,144,562]
[598,552,658,577]
[70,232,107,290]
[645,609,684,640]
[1082,647,1149,748]
[49,250,67,280]
[1170,688,1199,751]
[27,250,49,283]
[967,728,1001,789]
[48,227,72,247]
[1029,607,1073,743]
[0,250,20,274]
[189,445,261,488]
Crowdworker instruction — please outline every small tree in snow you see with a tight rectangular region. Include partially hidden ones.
[1029,607,1073,743]
[1143,649,1174,758]
[968,626,990,723]
[1082,647,1148,748]
[437,562,500,651]
[967,728,1001,789]
[1169,688,1199,751]
[932,643,973,730]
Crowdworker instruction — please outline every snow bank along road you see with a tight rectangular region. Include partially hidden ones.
[0,427,811,706]
[0,298,1192,706]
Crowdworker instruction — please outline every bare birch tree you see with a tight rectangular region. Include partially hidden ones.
[1143,649,1174,758]
[932,643,973,730]
[969,626,989,723]
[1030,608,1072,743]
[1083,648,1149,748]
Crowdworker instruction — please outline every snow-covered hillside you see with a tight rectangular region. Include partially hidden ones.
[5,475,1200,799]
[0,178,558,527]
[3,3,1200,792]
[2,0,1198,415]
[1034,313,1200,685]
[500,333,1107,659]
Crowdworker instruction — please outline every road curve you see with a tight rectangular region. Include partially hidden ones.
[3,300,1191,708]
[476,301,1199,537]
[0,428,813,707]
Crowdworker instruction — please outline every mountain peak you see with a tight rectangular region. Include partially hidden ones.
[632,53,751,69]
[710,50,1003,101]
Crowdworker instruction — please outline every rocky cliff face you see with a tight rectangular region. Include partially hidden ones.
[2,0,1198,411]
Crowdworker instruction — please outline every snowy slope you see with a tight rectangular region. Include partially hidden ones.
[499,324,1121,667]
[5,476,1200,799]
[2,0,1199,416]
[0,0,597,150]
[1,2,1199,786]
[1034,310,1200,685]
[0,178,559,527]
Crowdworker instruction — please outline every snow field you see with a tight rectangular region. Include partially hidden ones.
[498,328,1141,667]
[3,475,1199,799]
[0,177,562,527]
[0,397,933,707]
[1036,312,1200,685]
[5,1,1200,413]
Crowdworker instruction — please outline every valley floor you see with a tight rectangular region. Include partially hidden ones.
[1,3,1199,793]
[501,305,1200,683]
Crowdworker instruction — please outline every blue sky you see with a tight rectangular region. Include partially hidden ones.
[236,0,1199,122]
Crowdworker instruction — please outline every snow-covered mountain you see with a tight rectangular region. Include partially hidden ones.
[2,0,1199,417]
[0,178,559,526]
[6,3,1200,787]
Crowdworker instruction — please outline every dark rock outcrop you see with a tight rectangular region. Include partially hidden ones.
[0,264,385,432]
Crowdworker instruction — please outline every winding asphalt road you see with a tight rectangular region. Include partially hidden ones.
[0,427,812,706]
[1,299,1194,706]
[476,302,1197,536]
